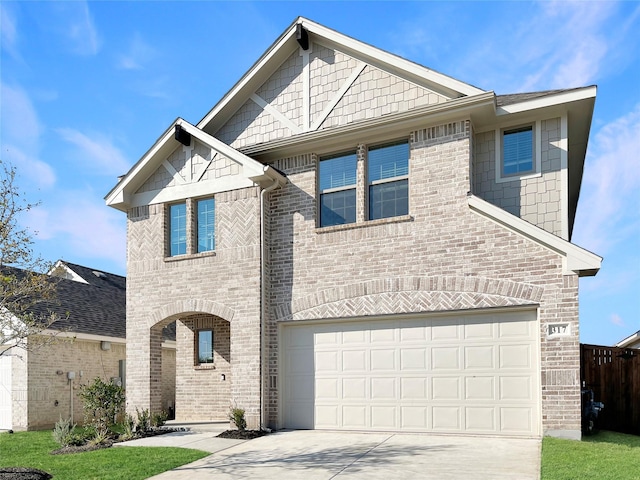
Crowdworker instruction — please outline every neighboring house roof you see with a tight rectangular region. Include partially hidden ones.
[616,330,640,348]
[4,261,175,343]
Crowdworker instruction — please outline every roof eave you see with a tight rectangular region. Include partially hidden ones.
[468,195,602,277]
[243,91,496,162]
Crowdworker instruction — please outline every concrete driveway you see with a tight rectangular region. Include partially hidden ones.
[147,430,541,479]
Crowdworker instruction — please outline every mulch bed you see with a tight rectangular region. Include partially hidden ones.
[0,467,52,480]
[217,429,269,440]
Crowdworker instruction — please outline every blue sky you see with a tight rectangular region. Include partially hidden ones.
[1,1,638,346]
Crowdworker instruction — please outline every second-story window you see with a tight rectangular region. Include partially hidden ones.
[169,203,187,256]
[197,198,215,253]
[502,126,533,176]
[319,152,357,227]
[368,142,409,220]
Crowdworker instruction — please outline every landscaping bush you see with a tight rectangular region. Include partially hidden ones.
[52,417,75,447]
[228,407,246,431]
[78,377,125,441]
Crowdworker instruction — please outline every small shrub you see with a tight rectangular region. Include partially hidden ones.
[151,410,168,428]
[229,407,246,431]
[52,417,75,447]
[119,414,136,441]
[135,407,151,432]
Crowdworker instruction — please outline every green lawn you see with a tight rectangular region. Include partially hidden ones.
[0,430,209,480]
[542,431,640,480]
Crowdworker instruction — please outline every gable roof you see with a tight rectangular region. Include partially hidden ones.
[197,17,486,138]
[616,330,640,348]
[105,118,286,212]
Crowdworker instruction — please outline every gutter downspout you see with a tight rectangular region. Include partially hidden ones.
[259,169,285,430]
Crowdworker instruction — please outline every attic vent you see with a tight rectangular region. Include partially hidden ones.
[296,24,309,50]
[174,124,191,146]
[93,271,106,278]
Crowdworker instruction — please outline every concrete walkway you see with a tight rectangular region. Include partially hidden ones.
[118,425,541,479]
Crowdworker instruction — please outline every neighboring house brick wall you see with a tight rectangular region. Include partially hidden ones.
[473,118,563,236]
[265,119,580,435]
[27,339,125,430]
[126,187,263,428]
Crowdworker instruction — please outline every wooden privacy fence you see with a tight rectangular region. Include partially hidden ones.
[580,344,640,435]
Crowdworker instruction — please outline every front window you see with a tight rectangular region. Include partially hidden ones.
[169,203,187,256]
[197,329,214,364]
[319,152,357,227]
[502,126,533,176]
[368,142,409,220]
[197,198,215,253]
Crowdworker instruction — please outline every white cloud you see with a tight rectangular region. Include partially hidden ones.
[610,314,625,327]
[0,3,18,56]
[573,104,640,254]
[116,32,158,70]
[0,83,56,189]
[43,1,100,56]
[25,192,126,268]
[56,128,131,177]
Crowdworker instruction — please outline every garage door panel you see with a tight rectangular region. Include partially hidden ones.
[343,377,366,399]
[283,310,539,436]
[432,377,460,400]
[432,347,460,370]
[371,325,396,342]
[401,406,428,429]
[466,407,495,431]
[342,405,367,428]
[401,377,428,399]
[465,345,495,369]
[370,349,395,370]
[316,351,339,372]
[371,405,396,428]
[464,320,494,339]
[315,405,338,427]
[432,406,461,430]
[499,345,532,369]
[316,378,338,399]
[400,348,427,370]
[370,377,396,400]
[431,321,460,341]
[342,350,366,371]
[465,376,495,400]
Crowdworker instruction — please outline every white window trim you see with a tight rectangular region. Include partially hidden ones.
[495,120,542,183]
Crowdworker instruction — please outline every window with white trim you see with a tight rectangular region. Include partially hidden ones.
[368,142,409,220]
[502,126,533,176]
[319,151,357,227]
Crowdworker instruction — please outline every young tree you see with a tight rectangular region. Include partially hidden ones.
[0,160,61,356]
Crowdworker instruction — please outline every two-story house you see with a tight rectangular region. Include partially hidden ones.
[106,17,601,440]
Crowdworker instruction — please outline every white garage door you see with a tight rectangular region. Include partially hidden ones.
[0,355,12,430]
[282,310,540,436]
